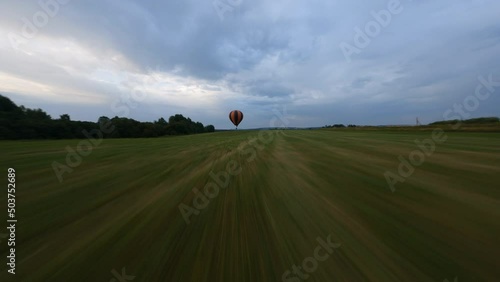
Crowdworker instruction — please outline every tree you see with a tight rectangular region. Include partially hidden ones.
[0,94,213,139]
[0,95,19,112]
[60,114,71,121]
[204,125,215,132]
[98,116,111,124]
[25,108,51,120]
[169,114,187,124]
[156,117,167,125]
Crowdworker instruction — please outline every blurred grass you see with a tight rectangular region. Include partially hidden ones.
[0,130,499,281]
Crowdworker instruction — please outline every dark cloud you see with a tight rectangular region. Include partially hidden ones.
[0,0,499,128]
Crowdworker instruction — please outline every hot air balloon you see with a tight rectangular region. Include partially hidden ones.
[229,110,243,129]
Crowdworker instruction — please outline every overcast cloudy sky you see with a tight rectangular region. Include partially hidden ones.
[1,0,499,128]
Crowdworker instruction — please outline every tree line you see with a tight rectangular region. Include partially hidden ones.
[0,94,215,140]
[429,117,500,125]
[322,124,357,128]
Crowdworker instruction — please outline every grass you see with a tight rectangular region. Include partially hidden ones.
[0,129,499,281]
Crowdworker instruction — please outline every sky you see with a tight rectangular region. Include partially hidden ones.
[0,0,499,129]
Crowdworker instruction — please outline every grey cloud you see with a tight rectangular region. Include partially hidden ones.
[1,0,500,129]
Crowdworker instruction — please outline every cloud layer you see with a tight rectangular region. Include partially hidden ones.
[1,0,499,128]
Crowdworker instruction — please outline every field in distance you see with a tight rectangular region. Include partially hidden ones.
[0,130,499,281]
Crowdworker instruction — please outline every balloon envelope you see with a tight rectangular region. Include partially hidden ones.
[229,110,243,127]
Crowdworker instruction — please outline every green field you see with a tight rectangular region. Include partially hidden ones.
[1,130,499,281]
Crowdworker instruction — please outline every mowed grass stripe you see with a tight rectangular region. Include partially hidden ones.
[0,130,499,281]
[273,132,429,281]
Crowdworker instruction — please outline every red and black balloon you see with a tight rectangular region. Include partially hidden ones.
[229,110,243,128]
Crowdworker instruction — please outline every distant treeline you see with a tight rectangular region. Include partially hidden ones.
[323,117,500,128]
[429,117,500,125]
[0,94,215,140]
[322,124,357,128]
